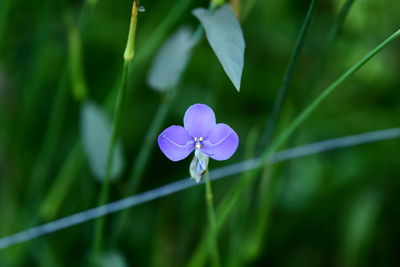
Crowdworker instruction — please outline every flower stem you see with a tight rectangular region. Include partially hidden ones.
[204,171,221,267]
[91,0,139,262]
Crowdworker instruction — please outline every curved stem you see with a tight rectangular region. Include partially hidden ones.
[91,0,139,262]
[204,171,221,267]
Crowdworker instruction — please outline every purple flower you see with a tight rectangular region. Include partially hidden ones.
[158,103,239,182]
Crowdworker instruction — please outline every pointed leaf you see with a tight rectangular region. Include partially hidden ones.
[147,27,193,91]
[193,4,245,91]
[80,101,124,182]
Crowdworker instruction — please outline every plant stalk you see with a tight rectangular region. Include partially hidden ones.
[91,0,139,261]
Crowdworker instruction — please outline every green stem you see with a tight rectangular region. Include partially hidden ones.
[248,1,356,258]
[92,0,139,261]
[307,0,356,92]
[0,0,11,50]
[128,96,172,190]
[188,28,400,267]
[68,22,88,101]
[205,171,221,267]
[28,73,69,204]
[261,0,320,146]
[39,145,85,220]
[109,95,173,244]
[225,129,259,267]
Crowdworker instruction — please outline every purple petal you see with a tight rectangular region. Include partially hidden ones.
[201,123,239,161]
[158,126,194,161]
[184,104,216,138]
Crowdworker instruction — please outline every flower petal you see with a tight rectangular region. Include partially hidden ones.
[184,104,216,138]
[158,126,194,161]
[201,123,239,160]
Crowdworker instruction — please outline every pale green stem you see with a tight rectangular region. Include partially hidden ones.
[204,171,221,267]
[91,0,139,262]
[68,23,88,101]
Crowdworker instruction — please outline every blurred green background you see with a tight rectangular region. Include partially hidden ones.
[0,0,399,266]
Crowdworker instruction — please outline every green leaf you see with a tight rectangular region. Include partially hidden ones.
[193,4,245,91]
[80,101,124,182]
[101,251,127,267]
[147,26,193,91]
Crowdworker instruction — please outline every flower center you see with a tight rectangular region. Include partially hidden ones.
[194,137,204,149]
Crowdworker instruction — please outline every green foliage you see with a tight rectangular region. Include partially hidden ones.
[0,0,399,266]
[193,4,245,91]
[80,101,124,182]
[147,27,193,91]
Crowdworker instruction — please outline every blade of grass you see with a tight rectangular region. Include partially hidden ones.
[248,0,357,260]
[308,0,356,92]
[0,127,399,250]
[261,0,320,146]
[225,129,259,267]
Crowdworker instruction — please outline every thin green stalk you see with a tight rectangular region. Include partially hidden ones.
[128,96,173,190]
[308,0,356,92]
[225,129,259,267]
[249,0,356,258]
[128,0,193,77]
[188,28,400,266]
[68,22,88,101]
[0,0,11,50]
[243,167,276,260]
[110,94,173,243]
[91,62,130,257]
[39,146,85,220]
[204,172,221,267]
[92,0,139,261]
[28,73,69,203]
[261,0,320,146]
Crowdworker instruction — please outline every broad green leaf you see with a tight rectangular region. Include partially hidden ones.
[193,4,245,91]
[101,251,127,267]
[147,26,193,91]
[80,101,124,182]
